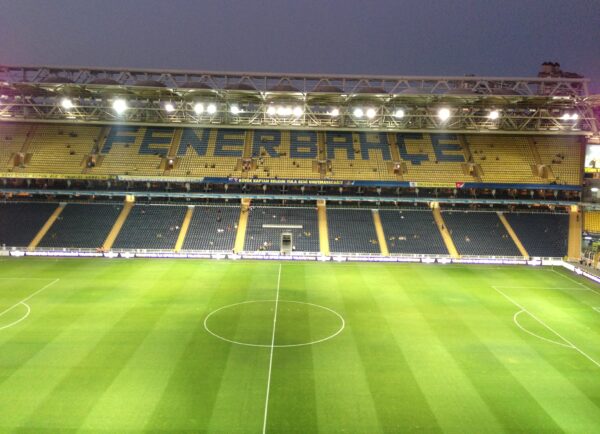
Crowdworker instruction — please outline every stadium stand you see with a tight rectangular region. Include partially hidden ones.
[466,135,538,183]
[442,211,522,256]
[0,202,58,247]
[113,204,187,250]
[21,125,99,175]
[39,203,121,249]
[533,136,582,185]
[584,211,600,234]
[182,205,239,251]
[379,209,449,255]
[244,206,319,252]
[504,212,569,257]
[327,208,380,254]
[0,123,583,186]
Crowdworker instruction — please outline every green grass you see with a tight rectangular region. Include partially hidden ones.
[0,258,600,433]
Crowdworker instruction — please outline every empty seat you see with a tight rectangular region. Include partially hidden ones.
[245,206,319,252]
[0,202,58,247]
[182,206,240,251]
[379,209,448,255]
[327,208,380,254]
[442,211,521,256]
[39,203,121,248]
[113,205,187,250]
[505,213,568,257]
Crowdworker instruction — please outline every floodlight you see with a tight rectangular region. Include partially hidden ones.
[61,98,74,110]
[277,106,292,116]
[293,106,303,117]
[353,108,364,118]
[571,113,579,120]
[394,109,405,119]
[193,103,204,114]
[164,102,175,113]
[488,110,500,120]
[366,108,376,119]
[437,107,450,121]
[112,99,128,114]
[329,108,340,117]
[561,113,571,121]
[266,106,276,116]
[206,103,217,114]
[230,104,240,115]
[591,187,599,193]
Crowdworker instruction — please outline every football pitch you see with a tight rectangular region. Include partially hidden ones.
[0,258,600,433]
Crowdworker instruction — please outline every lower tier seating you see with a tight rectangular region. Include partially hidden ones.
[244,206,319,252]
[0,202,58,247]
[182,205,239,251]
[0,201,571,258]
[505,213,568,257]
[113,204,187,250]
[379,209,448,255]
[442,211,521,256]
[39,203,121,249]
[327,208,380,254]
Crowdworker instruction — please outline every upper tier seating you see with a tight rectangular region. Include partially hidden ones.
[39,203,121,248]
[466,135,538,183]
[442,211,521,256]
[182,205,239,251]
[0,122,581,185]
[113,204,187,250]
[0,124,30,169]
[504,213,568,257]
[584,211,600,234]
[379,209,448,255]
[244,206,319,252]
[533,136,582,185]
[0,202,57,247]
[327,208,380,254]
[21,125,99,175]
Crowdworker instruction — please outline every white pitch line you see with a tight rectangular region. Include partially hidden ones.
[0,278,60,319]
[262,264,282,434]
[513,310,573,349]
[491,285,600,369]
[551,268,600,295]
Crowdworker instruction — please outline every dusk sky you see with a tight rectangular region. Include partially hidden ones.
[0,0,598,89]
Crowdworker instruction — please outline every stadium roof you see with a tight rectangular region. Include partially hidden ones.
[0,64,598,136]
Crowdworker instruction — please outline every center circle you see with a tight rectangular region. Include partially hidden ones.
[204,300,345,347]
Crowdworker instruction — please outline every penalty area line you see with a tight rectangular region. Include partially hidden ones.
[0,278,60,320]
[262,263,281,434]
[491,285,600,369]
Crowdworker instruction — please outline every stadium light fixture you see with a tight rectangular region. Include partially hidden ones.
[591,187,599,193]
[206,103,217,114]
[293,106,303,117]
[61,97,74,110]
[488,110,500,120]
[353,108,364,118]
[437,107,451,122]
[193,103,204,115]
[164,102,175,113]
[366,108,377,119]
[230,104,240,115]
[329,108,340,117]
[112,99,128,115]
[394,109,405,119]
[561,112,579,121]
[266,105,276,116]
